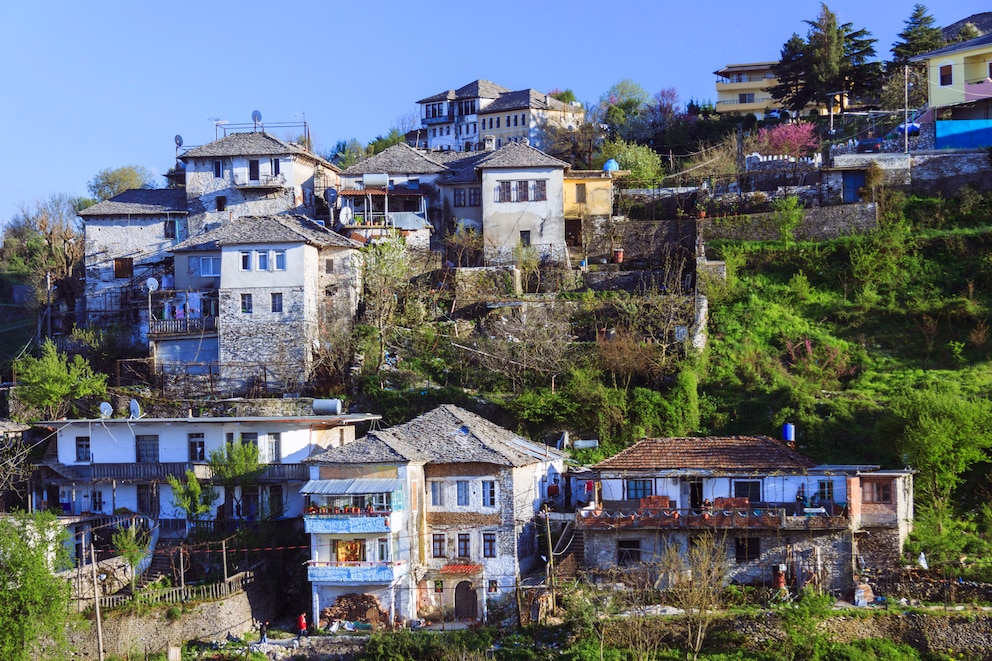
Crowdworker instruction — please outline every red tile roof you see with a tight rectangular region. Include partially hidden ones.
[592,436,816,473]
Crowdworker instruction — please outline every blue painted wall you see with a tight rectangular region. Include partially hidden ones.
[936,120,992,149]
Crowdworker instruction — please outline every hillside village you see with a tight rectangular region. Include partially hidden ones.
[7,9,992,660]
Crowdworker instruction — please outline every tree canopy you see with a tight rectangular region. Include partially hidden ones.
[13,339,107,420]
[891,4,945,64]
[87,165,156,202]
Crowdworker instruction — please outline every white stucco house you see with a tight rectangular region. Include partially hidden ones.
[29,406,380,563]
[301,405,566,626]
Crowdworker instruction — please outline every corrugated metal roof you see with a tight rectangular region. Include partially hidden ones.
[300,478,402,495]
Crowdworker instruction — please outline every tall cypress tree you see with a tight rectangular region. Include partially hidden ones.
[891,4,945,64]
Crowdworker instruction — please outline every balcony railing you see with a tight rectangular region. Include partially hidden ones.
[307,560,407,584]
[233,174,288,189]
[423,115,449,125]
[92,462,211,481]
[304,511,392,534]
[149,316,217,336]
[576,506,850,531]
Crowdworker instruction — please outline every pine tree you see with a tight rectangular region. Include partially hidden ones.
[891,4,945,64]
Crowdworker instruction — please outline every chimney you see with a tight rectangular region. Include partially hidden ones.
[484,135,496,152]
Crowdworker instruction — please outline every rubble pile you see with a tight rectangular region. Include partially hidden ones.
[320,593,388,625]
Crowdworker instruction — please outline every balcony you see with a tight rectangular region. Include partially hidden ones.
[307,560,407,584]
[304,511,393,535]
[149,316,217,336]
[424,115,449,125]
[575,506,850,532]
[965,78,992,102]
[92,462,212,481]
[233,173,288,190]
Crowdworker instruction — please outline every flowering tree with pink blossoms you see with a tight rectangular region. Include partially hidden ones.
[757,122,821,182]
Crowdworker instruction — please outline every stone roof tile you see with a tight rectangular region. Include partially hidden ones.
[171,214,360,251]
[474,142,569,169]
[593,436,816,473]
[341,143,447,175]
[78,189,187,217]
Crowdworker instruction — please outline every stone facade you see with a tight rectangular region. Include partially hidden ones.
[701,204,877,243]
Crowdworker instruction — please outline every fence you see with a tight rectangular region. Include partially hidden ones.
[99,569,256,610]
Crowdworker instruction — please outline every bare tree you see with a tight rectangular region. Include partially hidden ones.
[658,533,728,661]
[0,426,33,501]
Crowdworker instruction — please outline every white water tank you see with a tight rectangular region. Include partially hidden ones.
[313,398,343,415]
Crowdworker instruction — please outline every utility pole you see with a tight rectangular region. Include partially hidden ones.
[904,64,910,155]
[91,547,105,661]
[543,505,556,613]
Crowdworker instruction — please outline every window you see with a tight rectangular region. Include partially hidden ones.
[482,481,496,507]
[137,484,154,515]
[257,250,268,271]
[271,293,283,313]
[270,158,280,176]
[736,537,760,563]
[488,579,498,593]
[497,181,512,202]
[534,180,547,201]
[325,258,334,274]
[241,294,252,313]
[216,195,226,211]
[261,432,281,463]
[738,93,755,104]
[468,187,482,206]
[617,539,640,565]
[816,480,834,504]
[164,218,176,239]
[188,433,205,461]
[456,480,469,506]
[92,490,104,512]
[575,183,586,203]
[433,534,446,558]
[240,251,252,271]
[274,250,286,270]
[734,481,761,503]
[517,180,529,202]
[199,256,221,277]
[434,579,444,593]
[939,64,953,86]
[214,160,223,178]
[268,485,284,517]
[864,481,892,504]
[519,230,531,247]
[513,114,518,127]
[136,435,159,463]
[378,537,390,562]
[242,486,259,518]
[114,258,133,279]
[75,436,90,462]
[454,189,467,207]
[626,479,652,500]
[249,159,260,181]
[496,117,500,128]
[239,432,258,447]
[457,533,471,558]
[483,532,496,558]
[430,481,444,507]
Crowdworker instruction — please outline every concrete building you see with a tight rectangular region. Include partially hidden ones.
[301,405,566,626]
[571,436,913,595]
[713,62,781,119]
[29,405,380,563]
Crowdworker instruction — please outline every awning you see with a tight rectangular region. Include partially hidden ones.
[439,564,483,575]
[300,478,402,495]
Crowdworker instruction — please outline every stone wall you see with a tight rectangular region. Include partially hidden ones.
[911,151,992,197]
[701,204,876,243]
[452,266,521,312]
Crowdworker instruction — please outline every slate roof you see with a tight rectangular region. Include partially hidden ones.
[417,79,511,104]
[479,89,574,114]
[180,132,338,170]
[171,214,361,251]
[308,404,565,467]
[474,142,569,170]
[78,189,187,217]
[0,420,29,434]
[340,143,447,176]
[593,436,816,473]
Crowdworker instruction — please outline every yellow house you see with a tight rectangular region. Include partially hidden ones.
[562,169,626,251]
[713,62,781,119]
[912,33,992,114]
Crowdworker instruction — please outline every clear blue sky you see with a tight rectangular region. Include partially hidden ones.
[0,0,986,223]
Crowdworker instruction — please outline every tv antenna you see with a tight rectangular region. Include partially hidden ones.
[209,117,228,140]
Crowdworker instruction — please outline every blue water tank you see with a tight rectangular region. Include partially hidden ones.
[783,423,795,443]
[603,159,619,172]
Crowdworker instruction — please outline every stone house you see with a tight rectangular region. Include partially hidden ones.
[79,189,188,331]
[416,79,584,153]
[573,436,913,595]
[301,405,566,626]
[29,404,379,564]
[162,214,362,396]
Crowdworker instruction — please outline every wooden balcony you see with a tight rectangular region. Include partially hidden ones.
[89,462,306,482]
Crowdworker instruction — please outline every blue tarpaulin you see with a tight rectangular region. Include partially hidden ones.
[935,120,992,149]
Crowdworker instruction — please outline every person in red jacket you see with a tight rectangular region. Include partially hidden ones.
[297,612,308,640]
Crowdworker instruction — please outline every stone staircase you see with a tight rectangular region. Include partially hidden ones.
[553,521,585,580]
[137,542,179,590]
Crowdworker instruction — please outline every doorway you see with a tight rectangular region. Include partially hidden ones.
[454,580,477,619]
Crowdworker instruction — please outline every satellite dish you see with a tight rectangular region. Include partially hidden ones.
[146,277,159,292]
[174,134,183,147]
[99,402,113,419]
[339,207,353,224]
[252,109,262,128]
[128,399,142,419]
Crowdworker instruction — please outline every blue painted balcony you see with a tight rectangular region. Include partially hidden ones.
[303,512,393,535]
[307,560,407,584]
